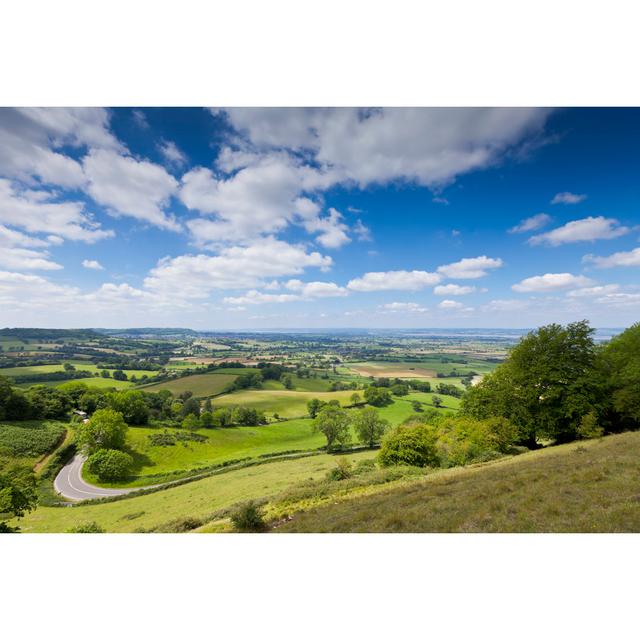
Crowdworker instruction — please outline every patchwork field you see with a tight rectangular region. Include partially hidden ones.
[15,450,377,532]
[212,389,355,418]
[141,372,239,396]
[345,357,495,379]
[15,377,133,390]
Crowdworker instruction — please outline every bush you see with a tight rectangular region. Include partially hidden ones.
[378,423,439,467]
[67,521,105,533]
[577,411,604,439]
[86,448,133,481]
[230,501,266,532]
[326,457,353,481]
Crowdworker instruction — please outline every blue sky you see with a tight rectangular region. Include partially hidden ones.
[0,107,638,329]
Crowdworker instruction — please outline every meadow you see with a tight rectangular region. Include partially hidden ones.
[211,389,356,418]
[15,450,378,532]
[140,372,239,396]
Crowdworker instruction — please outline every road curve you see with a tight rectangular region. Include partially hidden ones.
[54,454,136,501]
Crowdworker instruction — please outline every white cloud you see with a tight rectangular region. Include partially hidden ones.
[132,110,149,129]
[220,108,551,188]
[82,259,104,271]
[551,192,587,205]
[302,207,351,249]
[0,179,113,243]
[583,247,640,269]
[594,293,640,306]
[0,225,63,271]
[223,290,301,305]
[509,213,551,234]
[354,219,372,241]
[437,255,503,279]
[285,279,348,297]
[158,140,187,167]
[433,284,476,296]
[567,284,619,298]
[512,273,594,292]
[438,299,464,309]
[83,149,180,231]
[144,238,332,299]
[347,270,441,292]
[380,302,428,313]
[0,108,121,188]
[529,216,630,246]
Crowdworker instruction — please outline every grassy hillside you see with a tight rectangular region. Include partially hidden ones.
[0,420,67,466]
[277,431,640,533]
[15,450,377,532]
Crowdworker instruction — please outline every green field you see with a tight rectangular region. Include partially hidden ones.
[278,431,640,533]
[346,357,495,379]
[0,362,153,378]
[141,372,238,396]
[15,450,377,532]
[0,420,67,466]
[88,418,327,486]
[262,375,334,392]
[15,377,133,390]
[212,389,355,418]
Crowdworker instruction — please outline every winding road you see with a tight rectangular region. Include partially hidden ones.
[54,454,136,501]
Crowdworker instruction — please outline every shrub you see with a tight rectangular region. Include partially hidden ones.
[326,457,353,481]
[378,423,439,467]
[231,501,266,532]
[182,414,201,430]
[67,522,105,533]
[577,411,604,439]
[86,448,133,481]
[483,416,519,453]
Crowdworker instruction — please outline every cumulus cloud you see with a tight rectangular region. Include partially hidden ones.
[437,256,503,279]
[0,107,120,188]
[83,149,180,231]
[0,225,63,271]
[512,273,594,292]
[158,140,187,167]
[433,284,476,296]
[82,259,104,271]
[438,299,464,309]
[353,219,372,241]
[302,207,351,249]
[551,192,587,205]
[223,290,301,305]
[508,213,551,234]
[380,302,428,313]
[219,108,551,188]
[347,270,441,292]
[144,238,332,298]
[0,179,113,243]
[285,280,348,297]
[594,293,640,306]
[566,284,619,297]
[529,216,630,246]
[583,247,640,269]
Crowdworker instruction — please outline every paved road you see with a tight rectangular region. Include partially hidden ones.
[54,454,135,501]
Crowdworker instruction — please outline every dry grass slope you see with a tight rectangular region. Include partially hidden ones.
[277,431,640,533]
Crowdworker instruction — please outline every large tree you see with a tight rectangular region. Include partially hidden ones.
[0,460,38,532]
[76,408,128,453]
[312,405,352,450]
[353,406,389,447]
[107,390,149,425]
[462,321,598,445]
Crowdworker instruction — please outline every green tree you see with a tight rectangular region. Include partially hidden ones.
[100,369,111,378]
[283,375,294,390]
[86,448,133,481]
[364,386,393,407]
[312,405,351,450]
[378,423,439,468]
[112,369,127,381]
[462,321,598,445]
[76,408,128,453]
[200,411,214,428]
[108,390,149,425]
[350,392,362,406]
[431,395,443,408]
[353,406,389,447]
[577,411,604,439]
[307,398,324,418]
[181,397,200,418]
[182,413,201,430]
[0,460,38,532]
[597,322,640,428]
